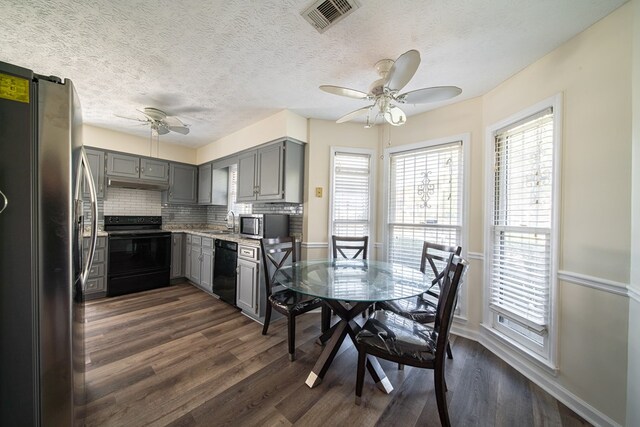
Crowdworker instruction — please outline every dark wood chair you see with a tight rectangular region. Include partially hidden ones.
[260,236,325,361]
[332,235,369,260]
[354,255,469,427]
[331,235,370,319]
[377,241,461,359]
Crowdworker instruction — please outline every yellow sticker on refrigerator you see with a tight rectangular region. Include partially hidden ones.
[0,73,30,103]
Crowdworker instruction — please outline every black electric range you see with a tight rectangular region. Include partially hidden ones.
[104,216,171,297]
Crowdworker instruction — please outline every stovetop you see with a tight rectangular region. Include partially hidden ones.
[104,215,166,234]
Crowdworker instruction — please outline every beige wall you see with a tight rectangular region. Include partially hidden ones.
[196,110,307,164]
[83,125,197,164]
[628,0,640,425]
[480,5,632,424]
[303,119,377,259]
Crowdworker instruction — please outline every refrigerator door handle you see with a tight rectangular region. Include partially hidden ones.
[0,189,7,214]
[81,149,98,285]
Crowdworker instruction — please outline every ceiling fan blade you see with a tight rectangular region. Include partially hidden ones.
[320,85,370,100]
[399,86,462,104]
[115,114,147,123]
[164,116,186,127]
[384,49,421,92]
[336,105,374,123]
[169,126,190,135]
[384,105,407,126]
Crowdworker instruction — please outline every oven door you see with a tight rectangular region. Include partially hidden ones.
[107,233,170,296]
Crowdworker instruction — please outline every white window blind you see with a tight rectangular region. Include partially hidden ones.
[489,107,554,334]
[387,142,463,270]
[331,151,372,237]
[228,164,251,215]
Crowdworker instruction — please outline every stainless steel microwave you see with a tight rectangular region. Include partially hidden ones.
[239,214,289,239]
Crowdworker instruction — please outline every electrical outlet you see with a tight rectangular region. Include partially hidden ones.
[315,187,323,197]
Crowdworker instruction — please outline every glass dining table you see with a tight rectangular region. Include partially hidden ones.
[274,258,434,393]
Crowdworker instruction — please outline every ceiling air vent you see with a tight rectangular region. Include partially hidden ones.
[302,0,361,33]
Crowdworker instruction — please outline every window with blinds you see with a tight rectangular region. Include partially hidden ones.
[228,164,251,215]
[330,150,373,238]
[387,142,463,270]
[488,106,555,350]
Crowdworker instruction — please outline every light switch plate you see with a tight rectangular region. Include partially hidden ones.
[315,187,323,197]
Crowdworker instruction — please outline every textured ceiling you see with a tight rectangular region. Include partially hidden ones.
[0,0,626,148]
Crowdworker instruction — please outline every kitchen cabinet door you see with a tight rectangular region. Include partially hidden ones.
[236,151,257,202]
[106,153,140,178]
[184,239,191,279]
[83,149,105,199]
[168,163,197,204]
[236,258,258,313]
[256,143,283,201]
[140,158,169,182]
[200,246,214,292]
[198,163,212,204]
[170,233,183,279]
[189,244,202,284]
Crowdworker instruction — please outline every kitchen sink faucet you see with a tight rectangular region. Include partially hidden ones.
[226,211,236,233]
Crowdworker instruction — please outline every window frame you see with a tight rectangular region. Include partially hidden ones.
[328,147,376,256]
[382,134,470,319]
[483,94,562,367]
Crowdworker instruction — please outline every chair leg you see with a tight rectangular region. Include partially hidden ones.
[434,366,451,427]
[446,341,453,360]
[262,304,272,335]
[287,315,296,361]
[321,305,330,333]
[355,346,367,405]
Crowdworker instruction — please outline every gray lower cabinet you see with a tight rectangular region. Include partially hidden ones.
[106,152,169,182]
[166,163,198,204]
[185,234,214,293]
[83,148,105,199]
[236,139,304,203]
[236,244,265,319]
[170,233,184,279]
[83,236,107,299]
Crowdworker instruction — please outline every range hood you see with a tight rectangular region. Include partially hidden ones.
[107,177,169,191]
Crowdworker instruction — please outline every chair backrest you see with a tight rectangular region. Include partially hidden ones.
[433,255,468,360]
[260,236,296,297]
[332,235,369,260]
[420,242,462,289]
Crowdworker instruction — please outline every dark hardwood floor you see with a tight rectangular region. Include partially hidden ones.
[84,283,589,426]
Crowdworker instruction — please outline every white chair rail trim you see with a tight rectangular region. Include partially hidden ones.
[557,270,629,297]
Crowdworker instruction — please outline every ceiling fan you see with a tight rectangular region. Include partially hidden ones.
[117,107,190,135]
[320,49,462,127]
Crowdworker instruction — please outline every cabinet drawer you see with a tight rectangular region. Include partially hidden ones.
[191,235,202,246]
[83,237,106,249]
[202,237,213,248]
[84,248,105,264]
[87,263,104,278]
[85,277,105,293]
[238,245,259,261]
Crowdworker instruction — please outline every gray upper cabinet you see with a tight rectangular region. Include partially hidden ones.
[140,158,169,182]
[237,151,258,202]
[106,152,169,183]
[106,153,140,178]
[83,148,105,199]
[198,163,213,204]
[167,163,198,204]
[236,139,304,203]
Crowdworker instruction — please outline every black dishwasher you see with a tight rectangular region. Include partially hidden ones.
[213,240,238,306]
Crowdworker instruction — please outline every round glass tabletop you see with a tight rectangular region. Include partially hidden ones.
[274,259,433,302]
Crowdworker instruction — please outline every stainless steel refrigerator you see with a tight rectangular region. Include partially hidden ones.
[0,61,98,426]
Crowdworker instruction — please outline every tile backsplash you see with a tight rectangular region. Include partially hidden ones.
[103,188,162,216]
[84,187,303,236]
